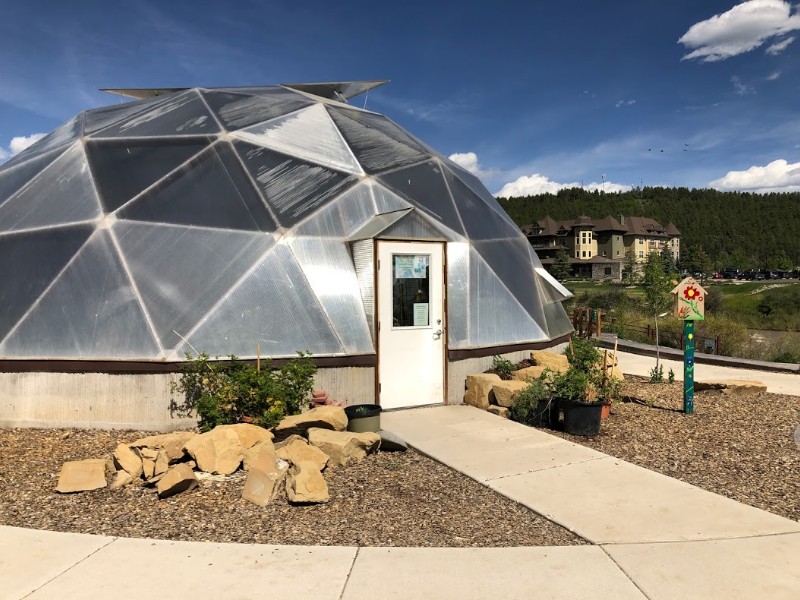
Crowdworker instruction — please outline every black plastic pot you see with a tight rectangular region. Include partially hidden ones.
[561,401,603,436]
[344,404,382,433]
[530,399,557,428]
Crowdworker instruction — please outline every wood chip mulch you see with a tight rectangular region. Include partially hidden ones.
[549,375,800,522]
[0,429,585,547]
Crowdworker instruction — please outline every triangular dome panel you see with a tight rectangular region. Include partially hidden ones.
[114,220,275,350]
[0,148,66,207]
[83,95,169,135]
[93,91,219,138]
[0,224,93,343]
[86,137,211,213]
[289,238,374,354]
[378,160,465,235]
[201,88,314,130]
[1,230,161,359]
[0,144,102,233]
[327,106,428,173]
[4,116,82,167]
[235,141,357,228]
[293,181,377,238]
[444,158,520,228]
[179,243,345,359]
[117,144,276,232]
[233,104,362,174]
[371,181,414,214]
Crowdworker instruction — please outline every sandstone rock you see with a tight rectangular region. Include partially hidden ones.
[464,373,502,410]
[242,467,287,507]
[183,428,244,475]
[56,459,107,493]
[379,430,408,452]
[531,351,569,373]
[274,406,348,438]
[491,380,529,408]
[511,365,548,382]
[286,461,329,504]
[112,443,143,479]
[695,380,767,394]
[487,406,511,419]
[157,463,199,499]
[275,438,329,471]
[141,457,156,480]
[216,423,273,450]
[109,470,133,490]
[243,440,279,472]
[307,428,380,467]
[154,451,169,476]
[130,432,196,463]
[139,447,158,461]
[274,434,306,450]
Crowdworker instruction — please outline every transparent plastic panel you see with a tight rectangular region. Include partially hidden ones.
[443,159,520,229]
[347,210,410,241]
[180,243,345,358]
[442,166,522,240]
[235,141,356,228]
[3,116,81,167]
[371,181,413,214]
[351,239,375,342]
[201,89,313,130]
[86,137,210,213]
[535,267,572,303]
[331,107,428,152]
[446,242,470,348]
[118,145,276,232]
[0,148,65,207]
[543,300,574,340]
[233,104,362,175]
[377,211,449,240]
[469,248,547,347]
[292,197,346,238]
[84,95,169,135]
[114,221,274,350]
[378,161,465,235]
[291,179,379,238]
[472,238,545,324]
[2,230,161,359]
[0,224,93,344]
[289,238,373,354]
[96,91,219,138]
[327,107,429,173]
[0,144,101,232]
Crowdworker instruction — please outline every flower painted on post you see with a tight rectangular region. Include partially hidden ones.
[683,286,702,301]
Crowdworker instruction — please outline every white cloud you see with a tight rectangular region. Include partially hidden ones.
[709,159,800,192]
[615,99,636,108]
[495,173,631,198]
[678,0,800,62]
[731,75,755,95]
[766,70,782,80]
[766,35,795,53]
[9,133,46,156]
[448,152,483,176]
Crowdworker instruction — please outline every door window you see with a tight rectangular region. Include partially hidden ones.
[392,254,430,327]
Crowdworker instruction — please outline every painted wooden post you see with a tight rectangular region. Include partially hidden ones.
[671,277,706,414]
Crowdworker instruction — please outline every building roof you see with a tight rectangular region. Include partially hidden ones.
[523,215,680,238]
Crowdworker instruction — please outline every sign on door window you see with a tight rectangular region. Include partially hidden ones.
[392,254,429,327]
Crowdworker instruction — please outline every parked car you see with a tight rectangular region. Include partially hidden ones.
[712,272,724,279]
[722,267,742,279]
[743,269,766,280]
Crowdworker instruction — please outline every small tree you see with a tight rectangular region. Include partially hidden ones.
[552,248,571,281]
[623,247,638,284]
[642,253,673,374]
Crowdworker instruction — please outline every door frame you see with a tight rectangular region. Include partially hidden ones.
[374,239,448,408]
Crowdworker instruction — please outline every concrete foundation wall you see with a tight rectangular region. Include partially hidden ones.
[447,342,568,405]
[0,367,376,431]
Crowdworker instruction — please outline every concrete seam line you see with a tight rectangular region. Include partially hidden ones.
[483,455,606,483]
[598,529,800,547]
[337,546,361,600]
[21,536,118,599]
[598,544,654,599]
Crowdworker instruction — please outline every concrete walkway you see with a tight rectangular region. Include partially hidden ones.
[3,364,800,598]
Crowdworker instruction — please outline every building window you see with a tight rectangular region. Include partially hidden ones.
[582,250,586,258]
[638,251,644,258]
[616,250,620,256]
[617,236,621,242]
[588,251,592,257]
[638,237,644,245]
[602,250,606,256]
[604,267,612,276]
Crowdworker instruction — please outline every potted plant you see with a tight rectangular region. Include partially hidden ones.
[509,378,556,428]
[344,404,382,433]
[550,368,605,436]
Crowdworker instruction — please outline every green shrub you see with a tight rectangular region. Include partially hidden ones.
[170,352,316,431]
[550,368,591,403]
[491,355,516,379]
[565,337,600,373]
[509,378,552,426]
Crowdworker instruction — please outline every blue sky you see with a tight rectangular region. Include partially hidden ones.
[1,0,799,195]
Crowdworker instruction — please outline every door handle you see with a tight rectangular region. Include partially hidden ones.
[433,329,443,340]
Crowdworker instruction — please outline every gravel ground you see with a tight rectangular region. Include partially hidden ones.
[550,375,800,522]
[0,428,584,547]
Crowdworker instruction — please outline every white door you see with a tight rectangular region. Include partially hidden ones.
[377,241,446,409]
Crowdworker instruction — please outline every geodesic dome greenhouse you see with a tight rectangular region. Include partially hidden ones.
[0,82,571,362]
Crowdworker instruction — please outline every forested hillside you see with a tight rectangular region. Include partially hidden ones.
[497,187,800,269]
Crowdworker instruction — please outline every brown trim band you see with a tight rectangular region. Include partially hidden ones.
[0,354,377,374]
[447,334,571,361]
